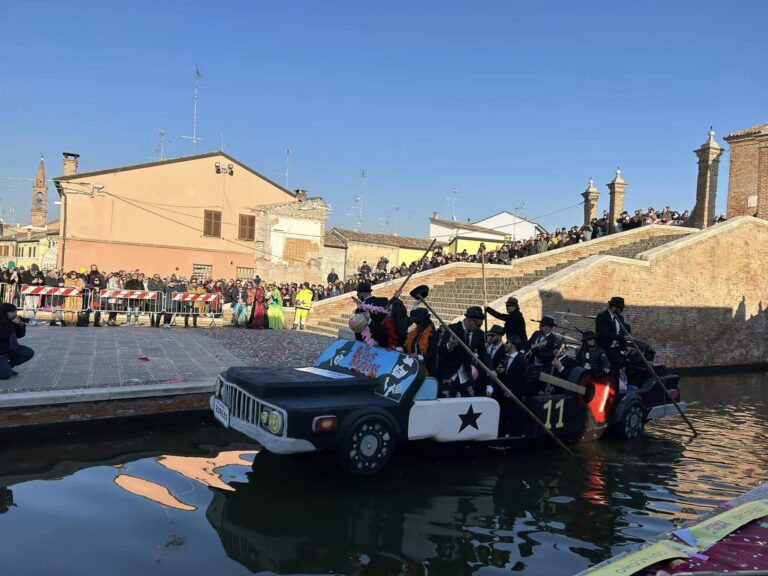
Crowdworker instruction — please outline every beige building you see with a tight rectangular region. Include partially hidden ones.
[322,228,439,279]
[53,151,328,280]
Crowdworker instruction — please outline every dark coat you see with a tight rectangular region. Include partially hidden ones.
[497,351,530,398]
[595,309,629,350]
[0,321,26,357]
[577,344,612,377]
[485,306,528,343]
[437,320,491,392]
[526,330,560,365]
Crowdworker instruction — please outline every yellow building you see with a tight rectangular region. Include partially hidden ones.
[322,228,440,279]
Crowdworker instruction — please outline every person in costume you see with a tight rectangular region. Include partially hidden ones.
[436,306,491,397]
[383,297,408,350]
[403,307,438,375]
[595,296,630,375]
[266,283,285,330]
[484,296,527,344]
[248,280,269,329]
[525,315,560,368]
[577,330,611,378]
[352,296,392,347]
[292,282,313,330]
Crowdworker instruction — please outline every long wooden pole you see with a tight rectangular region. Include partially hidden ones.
[415,295,574,455]
[614,316,697,436]
[480,248,488,333]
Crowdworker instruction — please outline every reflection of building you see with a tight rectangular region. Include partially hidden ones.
[429,211,545,254]
[53,151,328,281]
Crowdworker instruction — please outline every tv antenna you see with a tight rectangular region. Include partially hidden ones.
[155,128,171,161]
[393,205,400,236]
[182,65,202,153]
[350,169,366,231]
[446,188,459,221]
[285,147,291,190]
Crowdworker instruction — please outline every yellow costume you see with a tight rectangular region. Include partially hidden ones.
[293,287,314,330]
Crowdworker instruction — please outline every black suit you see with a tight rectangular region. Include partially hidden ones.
[487,342,506,374]
[595,309,628,373]
[485,306,528,343]
[526,330,560,367]
[495,352,530,436]
[437,320,491,396]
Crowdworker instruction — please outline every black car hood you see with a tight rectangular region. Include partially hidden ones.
[223,366,376,399]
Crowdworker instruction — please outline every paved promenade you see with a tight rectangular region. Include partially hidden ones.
[0,325,334,427]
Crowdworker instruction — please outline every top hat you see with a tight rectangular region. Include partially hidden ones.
[409,284,429,300]
[539,315,556,327]
[357,281,372,294]
[465,306,485,320]
[582,330,597,341]
[505,296,519,306]
[489,325,505,336]
[608,296,625,309]
[409,307,430,324]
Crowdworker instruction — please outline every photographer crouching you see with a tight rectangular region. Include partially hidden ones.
[0,303,34,380]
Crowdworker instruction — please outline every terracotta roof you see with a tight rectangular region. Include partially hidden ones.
[429,217,507,236]
[329,227,440,250]
[323,230,348,249]
[53,151,296,198]
[724,122,768,140]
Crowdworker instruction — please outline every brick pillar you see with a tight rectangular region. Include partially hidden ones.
[757,140,768,219]
[606,168,627,233]
[688,129,724,229]
[581,178,599,227]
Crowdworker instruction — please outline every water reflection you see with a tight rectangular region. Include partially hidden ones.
[0,373,764,576]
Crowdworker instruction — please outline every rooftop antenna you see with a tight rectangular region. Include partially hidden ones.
[393,205,400,236]
[447,188,458,221]
[155,128,171,161]
[182,65,202,153]
[356,168,366,231]
[220,132,225,152]
[285,147,291,189]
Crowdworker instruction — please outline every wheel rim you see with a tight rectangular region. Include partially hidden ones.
[348,421,392,472]
[625,405,643,437]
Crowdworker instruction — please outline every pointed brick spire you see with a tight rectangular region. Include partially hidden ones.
[31,153,48,227]
[581,177,600,226]
[689,128,724,229]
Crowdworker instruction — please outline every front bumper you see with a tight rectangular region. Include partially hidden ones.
[646,401,687,420]
[209,383,317,455]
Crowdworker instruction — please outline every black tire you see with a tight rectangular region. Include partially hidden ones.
[618,402,646,439]
[337,416,396,477]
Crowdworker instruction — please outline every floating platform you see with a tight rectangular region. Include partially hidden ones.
[579,482,768,575]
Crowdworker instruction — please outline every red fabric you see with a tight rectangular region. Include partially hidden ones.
[382,317,399,349]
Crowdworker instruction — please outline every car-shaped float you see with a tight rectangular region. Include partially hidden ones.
[211,338,685,476]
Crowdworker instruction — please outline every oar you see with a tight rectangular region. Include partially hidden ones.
[410,285,574,455]
[614,315,697,436]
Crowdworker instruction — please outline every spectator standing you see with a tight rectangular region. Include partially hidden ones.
[147,274,165,328]
[123,272,144,326]
[326,268,339,284]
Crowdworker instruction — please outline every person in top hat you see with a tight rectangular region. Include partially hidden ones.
[595,296,630,375]
[354,295,392,348]
[436,306,491,397]
[494,334,531,436]
[577,330,611,378]
[486,325,507,372]
[484,296,527,344]
[403,307,438,376]
[526,315,561,368]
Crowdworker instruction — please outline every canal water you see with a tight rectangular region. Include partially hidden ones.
[0,372,765,576]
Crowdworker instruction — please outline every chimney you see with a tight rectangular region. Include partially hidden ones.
[432,211,439,220]
[294,189,307,201]
[62,152,80,176]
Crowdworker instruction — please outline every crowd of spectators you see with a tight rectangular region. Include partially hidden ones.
[350,205,705,286]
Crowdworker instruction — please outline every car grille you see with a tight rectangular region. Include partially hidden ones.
[219,379,286,436]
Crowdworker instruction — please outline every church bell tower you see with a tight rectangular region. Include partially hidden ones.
[31,154,47,227]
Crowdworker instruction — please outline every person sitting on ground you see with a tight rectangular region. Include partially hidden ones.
[0,303,34,380]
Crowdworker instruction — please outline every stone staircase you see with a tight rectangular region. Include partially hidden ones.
[305,226,695,336]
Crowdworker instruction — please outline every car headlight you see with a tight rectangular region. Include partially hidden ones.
[260,408,270,425]
[267,411,283,435]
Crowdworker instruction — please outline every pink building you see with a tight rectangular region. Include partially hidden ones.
[53,151,327,280]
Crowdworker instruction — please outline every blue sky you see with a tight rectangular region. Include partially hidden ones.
[1,0,766,236]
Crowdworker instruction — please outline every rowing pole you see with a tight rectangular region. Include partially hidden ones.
[411,286,574,455]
